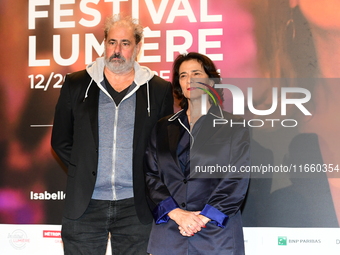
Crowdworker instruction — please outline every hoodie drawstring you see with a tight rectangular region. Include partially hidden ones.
[83,76,151,117]
[146,80,150,117]
[83,78,93,102]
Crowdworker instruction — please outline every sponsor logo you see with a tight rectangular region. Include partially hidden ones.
[8,229,30,250]
[30,191,66,200]
[278,236,287,246]
[278,236,322,246]
[43,230,61,238]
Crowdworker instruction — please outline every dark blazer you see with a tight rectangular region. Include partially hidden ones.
[51,69,173,223]
[145,107,250,254]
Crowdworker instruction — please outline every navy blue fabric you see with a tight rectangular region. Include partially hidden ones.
[176,114,190,175]
[152,196,179,224]
[145,106,250,255]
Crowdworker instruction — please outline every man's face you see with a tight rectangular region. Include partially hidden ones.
[104,23,141,74]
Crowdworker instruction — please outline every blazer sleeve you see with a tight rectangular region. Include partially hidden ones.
[144,122,179,224]
[51,75,74,168]
[200,125,251,228]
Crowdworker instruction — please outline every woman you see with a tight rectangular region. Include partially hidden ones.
[145,52,250,255]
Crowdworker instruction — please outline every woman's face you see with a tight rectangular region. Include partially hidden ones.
[179,59,211,100]
[291,0,340,30]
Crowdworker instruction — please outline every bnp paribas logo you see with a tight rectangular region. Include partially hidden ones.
[278,236,287,246]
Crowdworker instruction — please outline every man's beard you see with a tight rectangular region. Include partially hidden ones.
[104,49,137,74]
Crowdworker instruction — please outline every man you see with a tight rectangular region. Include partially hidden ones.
[51,14,173,254]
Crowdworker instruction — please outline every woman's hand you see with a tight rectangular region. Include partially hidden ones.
[197,214,211,225]
[168,208,205,236]
[177,213,211,236]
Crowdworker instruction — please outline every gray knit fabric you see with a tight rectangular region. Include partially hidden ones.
[85,57,154,201]
[92,84,136,200]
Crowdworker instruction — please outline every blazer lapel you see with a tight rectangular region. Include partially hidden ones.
[167,120,181,167]
[190,107,227,158]
[133,85,148,153]
[86,80,100,147]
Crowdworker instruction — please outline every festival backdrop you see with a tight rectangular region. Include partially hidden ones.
[1,0,340,254]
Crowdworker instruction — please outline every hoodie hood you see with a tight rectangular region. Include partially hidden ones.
[84,57,155,116]
[86,56,154,86]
